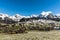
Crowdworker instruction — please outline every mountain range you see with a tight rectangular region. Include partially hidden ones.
[0,11,60,23]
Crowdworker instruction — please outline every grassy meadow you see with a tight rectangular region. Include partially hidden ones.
[0,30,60,40]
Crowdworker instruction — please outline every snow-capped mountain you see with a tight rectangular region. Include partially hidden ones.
[47,13,54,18]
[40,11,52,17]
[8,14,24,21]
[0,11,60,23]
[0,13,9,20]
[38,11,59,19]
[55,14,60,18]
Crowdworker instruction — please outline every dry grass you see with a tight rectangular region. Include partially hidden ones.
[0,30,60,40]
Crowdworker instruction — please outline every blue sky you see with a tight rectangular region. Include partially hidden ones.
[0,0,60,16]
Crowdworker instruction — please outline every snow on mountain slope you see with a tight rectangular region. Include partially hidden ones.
[31,14,38,17]
[0,13,9,20]
[55,14,60,18]
[40,11,52,17]
[0,11,60,22]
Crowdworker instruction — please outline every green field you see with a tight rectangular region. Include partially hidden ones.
[0,30,60,40]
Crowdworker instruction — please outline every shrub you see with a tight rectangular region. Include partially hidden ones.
[0,24,26,34]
